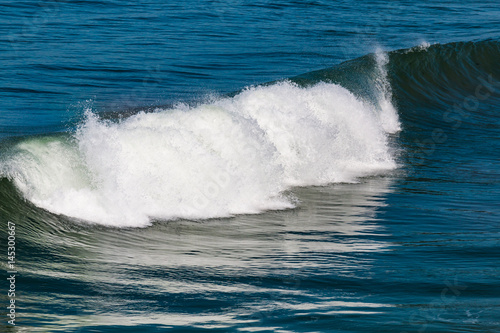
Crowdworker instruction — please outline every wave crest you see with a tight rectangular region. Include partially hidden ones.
[1,79,398,227]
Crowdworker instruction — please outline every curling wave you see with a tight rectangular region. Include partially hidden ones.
[0,52,399,227]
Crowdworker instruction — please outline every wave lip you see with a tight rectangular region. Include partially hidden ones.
[1,57,399,227]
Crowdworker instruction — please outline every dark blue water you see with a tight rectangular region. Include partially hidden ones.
[1,1,500,332]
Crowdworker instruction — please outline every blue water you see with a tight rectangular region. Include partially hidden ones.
[1,1,500,332]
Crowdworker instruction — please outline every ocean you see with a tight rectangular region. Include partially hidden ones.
[1,1,499,332]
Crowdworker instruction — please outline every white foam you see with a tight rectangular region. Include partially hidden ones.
[404,40,434,54]
[2,79,399,227]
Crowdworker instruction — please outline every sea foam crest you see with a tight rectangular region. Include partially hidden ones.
[2,78,399,227]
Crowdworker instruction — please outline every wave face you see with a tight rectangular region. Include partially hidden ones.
[295,40,500,109]
[389,40,500,106]
[0,54,399,227]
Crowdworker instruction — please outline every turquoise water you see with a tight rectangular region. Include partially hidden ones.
[1,1,500,332]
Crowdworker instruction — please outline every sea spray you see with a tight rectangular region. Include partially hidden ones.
[374,49,400,133]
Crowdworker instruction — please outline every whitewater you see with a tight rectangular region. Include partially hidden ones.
[1,57,399,227]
